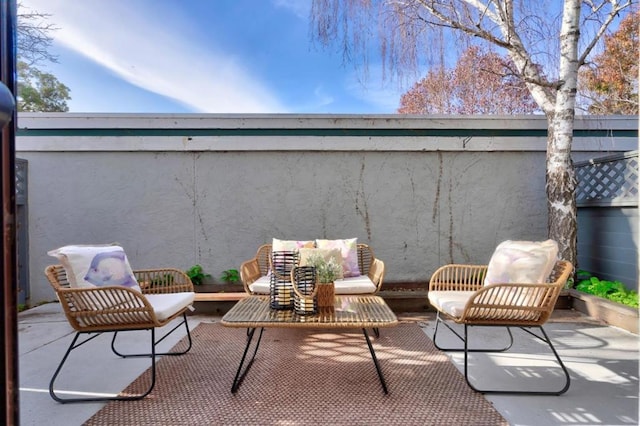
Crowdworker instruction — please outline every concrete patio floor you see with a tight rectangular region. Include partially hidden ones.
[18,303,639,426]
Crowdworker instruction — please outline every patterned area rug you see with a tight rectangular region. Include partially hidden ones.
[86,321,506,425]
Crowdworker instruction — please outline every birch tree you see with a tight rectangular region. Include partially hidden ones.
[311,0,633,266]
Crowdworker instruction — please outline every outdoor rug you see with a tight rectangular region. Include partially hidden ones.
[85,321,506,425]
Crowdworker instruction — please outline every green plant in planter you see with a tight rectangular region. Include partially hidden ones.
[221,269,240,283]
[306,253,342,283]
[575,271,638,308]
[185,264,211,286]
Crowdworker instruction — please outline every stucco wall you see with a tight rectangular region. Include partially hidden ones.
[17,114,637,304]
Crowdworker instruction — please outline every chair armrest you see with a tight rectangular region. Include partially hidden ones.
[134,268,194,294]
[55,286,156,331]
[367,258,385,292]
[429,264,487,292]
[459,282,561,324]
[240,258,262,294]
[357,243,375,276]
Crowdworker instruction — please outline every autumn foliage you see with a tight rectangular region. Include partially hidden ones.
[398,47,538,114]
[579,10,639,115]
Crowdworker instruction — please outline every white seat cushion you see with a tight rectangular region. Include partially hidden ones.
[145,292,195,321]
[334,275,377,294]
[428,291,476,318]
[248,275,271,294]
[249,274,377,295]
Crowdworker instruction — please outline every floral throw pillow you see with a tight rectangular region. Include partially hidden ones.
[315,238,361,277]
[484,239,559,286]
[272,238,315,252]
[48,244,141,292]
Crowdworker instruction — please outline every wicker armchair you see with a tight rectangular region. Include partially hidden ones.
[45,264,195,403]
[428,259,573,395]
[240,243,385,295]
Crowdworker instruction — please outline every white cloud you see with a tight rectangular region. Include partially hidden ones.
[271,0,311,19]
[21,0,287,113]
[313,86,334,107]
[345,66,406,112]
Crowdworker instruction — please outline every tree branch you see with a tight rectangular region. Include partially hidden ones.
[17,1,59,65]
[578,0,632,66]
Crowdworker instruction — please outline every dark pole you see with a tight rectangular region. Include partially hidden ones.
[0,0,18,424]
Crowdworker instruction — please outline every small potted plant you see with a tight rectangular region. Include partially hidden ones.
[185,264,211,286]
[306,253,342,308]
[221,268,240,284]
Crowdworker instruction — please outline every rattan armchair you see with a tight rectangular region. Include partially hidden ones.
[45,264,195,403]
[240,243,385,294]
[428,259,573,395]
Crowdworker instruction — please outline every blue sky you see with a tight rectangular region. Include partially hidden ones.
[20,0,406,114]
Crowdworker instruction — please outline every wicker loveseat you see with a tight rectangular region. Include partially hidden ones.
[240,243,385,295]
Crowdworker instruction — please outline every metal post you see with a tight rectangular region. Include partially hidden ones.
[0,0,19,424]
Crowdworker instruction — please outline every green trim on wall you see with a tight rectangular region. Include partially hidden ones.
[16,127,636,138]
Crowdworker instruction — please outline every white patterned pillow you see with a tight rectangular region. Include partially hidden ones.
[270,239,314,276]
[272,238,315,252]
[315,238,360,277]
[48,244,141,292]
[484,239,558,286]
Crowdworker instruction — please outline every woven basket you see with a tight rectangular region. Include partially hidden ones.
[291,266,318,315]
[269,251,299,310]
[316,282,335,309]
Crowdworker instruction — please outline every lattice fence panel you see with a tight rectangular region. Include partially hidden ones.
[575,151,638,206]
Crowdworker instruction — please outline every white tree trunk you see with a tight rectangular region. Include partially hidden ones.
[546,0,581,266]
[492,0,579,265]
[546,118,578,266]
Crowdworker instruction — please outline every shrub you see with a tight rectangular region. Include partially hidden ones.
[575,271,638,308]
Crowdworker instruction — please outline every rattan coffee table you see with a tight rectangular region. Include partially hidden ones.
[221,295,398,394]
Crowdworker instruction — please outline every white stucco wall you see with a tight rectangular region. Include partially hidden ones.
[17,114,637,304]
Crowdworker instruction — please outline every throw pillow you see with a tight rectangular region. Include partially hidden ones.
[484,239,559,285]
[315,238,361,277]
[48,244,141,292]
[272,238,315,252]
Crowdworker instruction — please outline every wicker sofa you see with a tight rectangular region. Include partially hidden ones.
[240,243,385,295]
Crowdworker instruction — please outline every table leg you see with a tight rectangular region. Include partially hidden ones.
[362,328,388,394]
[231,327,264,393]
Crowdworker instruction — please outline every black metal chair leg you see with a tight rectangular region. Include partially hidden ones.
[362,328,389,394]
[49,329,157,403]
[462,325,571,395]
[231,327,264,393]
[112,313,192,358]
[432,312,514,353]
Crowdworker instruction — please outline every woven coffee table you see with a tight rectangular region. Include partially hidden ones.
[221,295,398,394]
